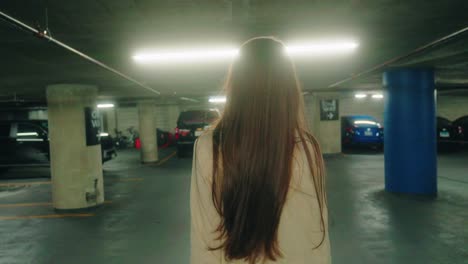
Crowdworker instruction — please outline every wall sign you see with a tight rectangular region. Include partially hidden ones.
[84,107,101,146]
[320,99,339,121]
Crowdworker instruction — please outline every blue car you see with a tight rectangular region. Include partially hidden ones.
[341,115,384,149]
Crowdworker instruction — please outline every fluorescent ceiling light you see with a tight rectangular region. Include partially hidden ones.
[133,48,239,64]
[209,96,226,103]
[97,103,114,108]
[17,132,38,136]
[355,93,367,99]
[285,41,359,56]
[372,94,384,99]
[180,97,199,103]
[133,40,359,64]
[100,132,109,137]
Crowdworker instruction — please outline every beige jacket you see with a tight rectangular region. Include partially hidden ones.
[191,132,331,264]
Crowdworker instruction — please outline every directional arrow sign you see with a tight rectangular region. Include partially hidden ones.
[320,99,339,121]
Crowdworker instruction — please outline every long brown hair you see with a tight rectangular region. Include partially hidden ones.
[211,37,326,263]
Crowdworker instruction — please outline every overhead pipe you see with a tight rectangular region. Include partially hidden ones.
[329,25,468,88]
[0,10,161,95]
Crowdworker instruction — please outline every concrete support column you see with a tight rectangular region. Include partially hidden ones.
[138,101,158,163]
[46,84,104,210]
[305,92,342,154]
[383,68,437,195]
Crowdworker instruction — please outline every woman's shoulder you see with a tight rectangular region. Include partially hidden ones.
[193,131,215,180]
[194,130,215,156]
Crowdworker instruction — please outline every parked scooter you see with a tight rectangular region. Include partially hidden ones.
[114,129,129,149]
[126,127,139,147]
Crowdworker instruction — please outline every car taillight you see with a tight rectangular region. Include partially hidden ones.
[175,127,190,138]
[345,127,354,134]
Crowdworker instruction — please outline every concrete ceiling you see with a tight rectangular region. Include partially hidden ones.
[329,28,468,91]
[1,0,468,103]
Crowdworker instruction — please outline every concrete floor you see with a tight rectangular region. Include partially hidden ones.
[0,148,467,264]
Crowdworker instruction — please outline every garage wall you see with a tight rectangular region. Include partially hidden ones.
[304,93,342,154]
[337,94,468,122]
[303,93,468,154]
[340,97,384,123]
[115,104,181,136]
[0,109,48,120]
[155,105,180,131]
[437,95,468,120]
[179,103,216,112]
[28,110,48,119]
[116,106,138,135]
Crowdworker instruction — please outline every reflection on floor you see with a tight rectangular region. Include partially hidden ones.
[328,150,468,264]
[0,148,467,264]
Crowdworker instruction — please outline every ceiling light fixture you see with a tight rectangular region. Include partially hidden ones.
[285,41,359,56]
[209,96,226,103]
[133,48,239,64]
[180,97,199,103]
[133,41,359,64]
[372,94,384,99]
[355,93,367,99]
[97,103,115,108]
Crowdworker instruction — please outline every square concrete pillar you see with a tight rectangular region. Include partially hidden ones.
[138,100,158,163]
[47,84,104,210]
[305,92,342,154]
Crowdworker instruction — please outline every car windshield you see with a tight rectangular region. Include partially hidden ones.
[454,117,468,125]
[437,117,451,126]
[179,111,219,125]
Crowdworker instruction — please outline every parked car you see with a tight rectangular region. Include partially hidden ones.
[175,109,220,157]
[341,115,384,150]
[157,128,175,148]
[0,120,116,174]
[453,115,468,147]
[437,116,463,150]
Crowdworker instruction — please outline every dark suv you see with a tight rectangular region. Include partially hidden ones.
[453,115,468,148]
[0,120,116,173]
[437,116,463,150]
[175,110,220,157]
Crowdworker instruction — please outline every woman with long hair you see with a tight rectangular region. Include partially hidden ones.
[191,37,331,264]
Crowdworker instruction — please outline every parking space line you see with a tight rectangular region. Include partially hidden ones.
[0,201,113,208]
[155,151,177,166]
[0,181,51,187]
[0,177,145,187]
[0,213,94,220]
[0,202,51,208]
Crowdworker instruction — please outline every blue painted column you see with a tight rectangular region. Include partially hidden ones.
[383,68,437,195]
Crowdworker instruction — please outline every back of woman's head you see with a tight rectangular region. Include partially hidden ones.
[223,37,303,130]
[211,37,325,263]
